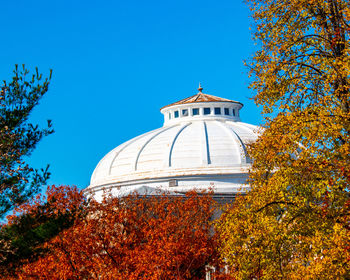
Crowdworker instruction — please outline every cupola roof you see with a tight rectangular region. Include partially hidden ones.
[160,84,243,110]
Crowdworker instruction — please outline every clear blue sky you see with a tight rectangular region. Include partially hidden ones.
[0,0,262,189]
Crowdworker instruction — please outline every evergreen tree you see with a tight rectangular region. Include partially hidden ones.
[0,64,53,219]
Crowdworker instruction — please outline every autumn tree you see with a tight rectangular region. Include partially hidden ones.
[217,1,350,279]
[0,65,53,219]
[0,185,85,278]
[12,192,220,280]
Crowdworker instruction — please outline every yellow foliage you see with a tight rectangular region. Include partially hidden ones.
[217,0,350,279]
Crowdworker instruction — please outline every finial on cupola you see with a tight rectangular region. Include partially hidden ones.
[198,83,203,93]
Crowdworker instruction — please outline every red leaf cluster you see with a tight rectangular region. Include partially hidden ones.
[11,190,220,280]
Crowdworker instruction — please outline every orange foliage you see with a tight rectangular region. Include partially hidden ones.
[0,185,85,278]
[12,191,220,280]
[6,185,85,225]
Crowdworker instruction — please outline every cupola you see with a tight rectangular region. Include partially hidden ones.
[160,84,243,126]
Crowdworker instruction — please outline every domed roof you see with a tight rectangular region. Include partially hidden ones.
[86,86,260,199]
[90,120,258,188]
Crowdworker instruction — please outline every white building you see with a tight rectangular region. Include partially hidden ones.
[85,85,259,201]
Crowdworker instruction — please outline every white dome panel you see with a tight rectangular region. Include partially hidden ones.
[170,122,202,168]
[205,121,242,166]
[229,122,259,144]
[109,128,163,175]
[136,125,182,171]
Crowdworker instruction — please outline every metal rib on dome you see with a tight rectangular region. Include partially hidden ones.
[215,121,248,165]
[168,123,191,167]
[134,125,175,171]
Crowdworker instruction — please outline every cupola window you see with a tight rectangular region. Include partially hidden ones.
[204,108,211,115]
[224,108,229,115]
[182,109,188,116]
[192,108,199,115]
[232,109,236,116]
[174,111,179,118]
[169,113,172,119]
[214,107,221,115]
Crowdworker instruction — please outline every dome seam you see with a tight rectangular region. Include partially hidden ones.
[134,125,178,171]
[107,127,166,176]
[168,122,191,167]
[201,121,211,165]
[218,121,248,165]
[235,122,260,135]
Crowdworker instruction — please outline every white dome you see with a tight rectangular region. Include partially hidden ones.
[86,86,260,200]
